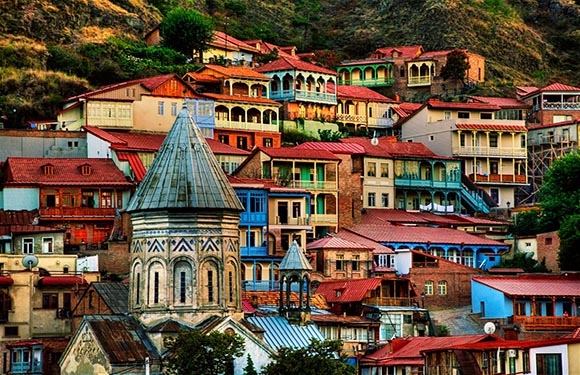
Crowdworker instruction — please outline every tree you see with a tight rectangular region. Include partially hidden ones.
[261,339,355,375]
[243,354,258,375]
[164,329,244,375]
[538,152,580,231]
[440,48,471,86]
[160,7,215,61]
[558,214,580,271]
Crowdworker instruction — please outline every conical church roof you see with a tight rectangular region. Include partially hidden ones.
[279,241,313,271]
[126,105,243,212]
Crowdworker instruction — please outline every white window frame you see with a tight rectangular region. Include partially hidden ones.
[42,237,54,254]
[22,238,34,254]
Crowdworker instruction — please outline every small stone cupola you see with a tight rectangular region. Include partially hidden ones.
[278,240,313,325]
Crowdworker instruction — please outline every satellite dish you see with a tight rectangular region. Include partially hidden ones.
[484,322,496,334]
[22,255,39,270]
[371,137,379,146]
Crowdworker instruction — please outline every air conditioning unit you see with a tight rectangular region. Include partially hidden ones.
[507,349,517,358]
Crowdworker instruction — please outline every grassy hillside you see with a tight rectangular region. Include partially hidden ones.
[0,0,579,127]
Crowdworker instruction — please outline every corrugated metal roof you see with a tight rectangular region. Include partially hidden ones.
[92,282,129,314]
[337,85,396,102]
[455,123,527,132]
[245,316,325,350]
[116,151,147,182]
[294,141,366,155]
[126,105,243,212]
[314,278,382,303]
[279,241,313,271]
[255,56,337,76]
[86,315,160,363]
[306,236,373,250]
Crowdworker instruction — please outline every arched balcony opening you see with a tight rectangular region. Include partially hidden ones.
[231,81,249,96]
[247,108,261,124]
[215,105,229,122]
[231,106,246,122]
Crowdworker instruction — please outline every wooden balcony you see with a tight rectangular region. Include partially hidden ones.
[512,315,580,331]
[362,296,414,307]
[310,214,338,225]
[408,76,431,86]
[40,207,117,219]
[336,113,366,123]
[338,77,393,87]
[453,146,527,158]
[468,174,527,184]
[215,119,279,132]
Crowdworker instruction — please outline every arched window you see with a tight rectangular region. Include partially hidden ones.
[132,261,143,307]
[424,280,434,295]
[200,260,220,305]
[148,262,165,306]
[225,260,238,306]
[437,281,448,295]
[173,260,193,305]
[255,263,263,281]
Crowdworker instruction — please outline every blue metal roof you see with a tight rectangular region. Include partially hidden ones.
[245,316,325,350]
[279,240,313,271]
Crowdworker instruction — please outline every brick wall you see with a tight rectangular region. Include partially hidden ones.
[336,154,363,229]
[411,257,481,308]
[536,231,560,272]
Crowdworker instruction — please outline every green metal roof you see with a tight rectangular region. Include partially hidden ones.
[126,105,243,212]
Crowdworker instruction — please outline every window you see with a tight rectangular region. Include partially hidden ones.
[515,301,526,316]
[380,163,389,177]
[218,134,230,144]
[367,162,376,177]
[489,134,498,148]
[380,314,402,340]
[480,112,493,119]
[437,281,447,295]
[381,193,389,207]
[545,237,553,245]
[429,135,434,141]
[153,272,159,304]
[368,192,376,207]
[536,353,562,375]
[101,191,113,208]
[4,327,18,337]
[81,165,92,176]
[444,111,451,120]
[62,189,80,207]
[292,202,301,218]
[263,138,273,147]
[336,255,344,271]
[42,238,53,254]
[82,191,95,207]
[460,133,466,147]
[237,136,248,150]
[42,293,58,309]
[179,271,186,303]
[43,165,54,175]
[157,101,165,115]
[458,112,470,119]
[171,102,178,116]
[22,238,33,254]
[352,255,360,271]
[207,270,214,302]
[424,281,434,295]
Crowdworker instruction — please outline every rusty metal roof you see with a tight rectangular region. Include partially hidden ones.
[126,105,243,212]
[86,315,160,364]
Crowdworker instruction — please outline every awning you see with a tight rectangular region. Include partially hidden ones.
[38,276,87,286]
[0,276,14,286]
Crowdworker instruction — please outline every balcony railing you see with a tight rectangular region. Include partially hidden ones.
[453,146,527,158]
[469,174,527,184]
[310,214,338,224]
[271,216,310,226]
[338,78,393,87]
[512,315,580,331]
[240,246,268,258]
[362,296,414,307]
[295,90,337,104]
[242,279,280,291]
[408,76,431,86]
[40,207,117,219]
[215,119,279,132]
[395,177,461,190]
[278,180,338,191]
[336,113,366,123]
[541,102,580,110]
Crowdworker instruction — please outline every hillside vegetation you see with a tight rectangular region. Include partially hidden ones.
[0,0,579,126]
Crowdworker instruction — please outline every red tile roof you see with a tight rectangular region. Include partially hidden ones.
[255,56,337,76]
[3,158,133,187]
[202,92,281,105]
[210,31,260,53]
[341,138,444,159]
[469,96,529,109]
[361,335,497,366]
[426,99,500,111]
[337,229,395,255]
[337,85,396,102]
[363,209,430,224]
[518,82,580,99]
[527,119,580,131]
[307,235,374,251]
[455,123,527,132]
[294,141,366,155]
[314,278,382,303]
[183,72,222,83]
[349,223,508,247]
[372,45,423,59]
[473,274,580,297]
[243,40,297,59]
[538,82,580,92]
[259,147,340,161]
[200,64,271,80]
[116,151,147,182]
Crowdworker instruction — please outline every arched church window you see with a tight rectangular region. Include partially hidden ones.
[174,260,193,305]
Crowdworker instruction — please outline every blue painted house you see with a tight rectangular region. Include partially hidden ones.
[228,176,312,291]
[471,274,580,333]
